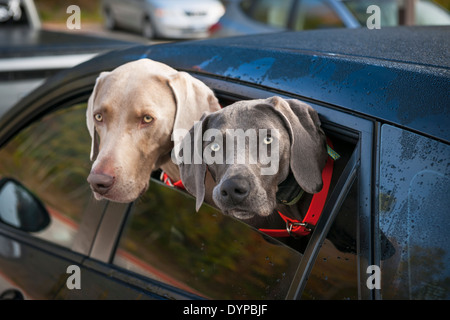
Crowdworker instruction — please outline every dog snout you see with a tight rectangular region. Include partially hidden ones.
[87,173,115,195]
[219,177,250,205]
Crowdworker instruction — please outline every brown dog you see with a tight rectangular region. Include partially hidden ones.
[86,58,220,203]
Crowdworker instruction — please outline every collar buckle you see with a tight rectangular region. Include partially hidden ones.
[286,221,312,237]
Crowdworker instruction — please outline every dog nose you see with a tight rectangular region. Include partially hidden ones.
[87,173,115,195]
[220,177,250,204]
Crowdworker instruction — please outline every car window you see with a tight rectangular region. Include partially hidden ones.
[379,124,450,299]
[243,0,295,28]
[113,177,303,299]
[293,0,344,30]
[0,103,93,250]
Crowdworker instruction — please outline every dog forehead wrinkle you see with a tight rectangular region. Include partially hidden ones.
[223,104,281,129]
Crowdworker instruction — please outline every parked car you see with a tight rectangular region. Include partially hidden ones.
[102,0,225,39]
[0,26,449,300]
[0,0,40,28]
[0,0,135,117]
[209,0,450,37]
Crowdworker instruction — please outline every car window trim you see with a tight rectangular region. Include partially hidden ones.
[0,222,86,265]
[81,255,204,300]
[89,202,133,263]
[286,139,360,299]
[0,75,98,148]
[72,199,109,256]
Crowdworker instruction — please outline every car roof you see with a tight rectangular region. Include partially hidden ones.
[202,26,449,68]
[146,26,450,143]
[3,26,449,144]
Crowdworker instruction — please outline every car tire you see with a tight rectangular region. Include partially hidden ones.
[142,17,155,39]
[103,8,116,30]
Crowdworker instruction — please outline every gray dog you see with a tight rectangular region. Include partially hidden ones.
[177,96,328,231]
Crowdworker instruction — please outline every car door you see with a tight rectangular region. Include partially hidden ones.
[377,125,450,299]
[62,73,374,300]
[0,53,372,300]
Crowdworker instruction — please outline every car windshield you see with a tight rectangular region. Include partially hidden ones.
[342,0,450,26]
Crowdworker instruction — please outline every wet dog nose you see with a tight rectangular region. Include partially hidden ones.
[87,173,115,195]
[219,177,250,204]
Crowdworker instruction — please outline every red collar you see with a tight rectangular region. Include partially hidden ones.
[162,138,336,238]
[161,172,185,189]
[259,138,335,237]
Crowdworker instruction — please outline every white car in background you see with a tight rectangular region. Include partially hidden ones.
[102,0,225,39]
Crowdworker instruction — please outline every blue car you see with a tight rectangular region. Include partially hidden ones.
[0,26,449,300]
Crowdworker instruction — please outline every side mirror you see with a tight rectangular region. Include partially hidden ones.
[0,178,50,232]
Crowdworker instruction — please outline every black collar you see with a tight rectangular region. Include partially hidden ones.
[276,171,304,206]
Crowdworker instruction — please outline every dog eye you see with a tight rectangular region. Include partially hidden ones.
[94,113,103,122]
[210,143,220,152]
[142,115,153,123]
[263,136,273,144]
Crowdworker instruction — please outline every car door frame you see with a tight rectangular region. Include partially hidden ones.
[87,73,375,300]
[1,56,375,299]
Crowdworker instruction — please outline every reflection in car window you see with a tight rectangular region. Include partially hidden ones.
[302,180,358,299]
[0,104,93,249]
[379,125,450,299]
[113,178,302,299]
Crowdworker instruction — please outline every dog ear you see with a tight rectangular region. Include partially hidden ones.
[269,96,327,194]
[86,72,110,161]
[168,71,220,132]
[178,113,211,211]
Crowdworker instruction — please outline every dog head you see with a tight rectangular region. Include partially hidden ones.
[178,96,327,220]
[86,58,219,203]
